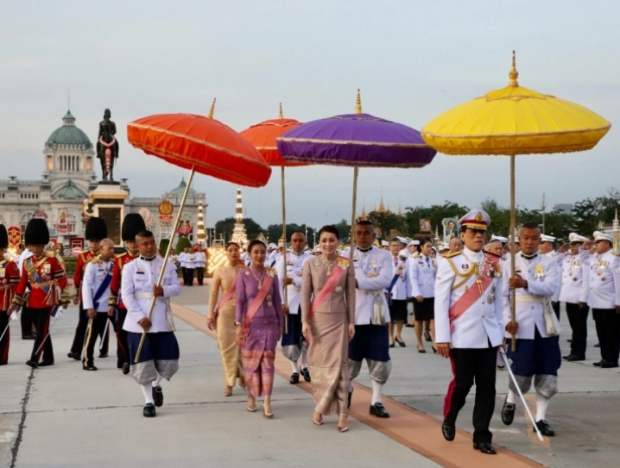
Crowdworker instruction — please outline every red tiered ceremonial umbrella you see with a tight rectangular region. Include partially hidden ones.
[127,102,271,360]
[240,104,304,330]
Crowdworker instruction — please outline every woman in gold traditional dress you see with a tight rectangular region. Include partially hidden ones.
[207,242,245,396]
[301,226,355,432]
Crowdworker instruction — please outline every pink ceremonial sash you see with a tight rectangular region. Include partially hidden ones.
[310,262,347,319]
[448,256,499,332]
[239,274,274,346]
[214,283,236,320]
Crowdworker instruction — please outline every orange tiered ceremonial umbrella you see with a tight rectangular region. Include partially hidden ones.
[127,100,271,360]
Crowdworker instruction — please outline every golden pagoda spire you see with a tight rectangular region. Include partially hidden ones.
[378,192,386,213]
[207,98,217,119]
[508,50,519,88]
[398,200,403,216]
[360,205,368,221]
[354,88,362,115]
[279,102,284,119]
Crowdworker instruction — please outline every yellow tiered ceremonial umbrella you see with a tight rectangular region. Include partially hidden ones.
[422,52,611,349]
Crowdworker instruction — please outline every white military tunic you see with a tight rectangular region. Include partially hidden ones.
[543,251,563,303]
[408,253,437,299]
[81,256,113,312]
[276,250,312,315]
[122,256,182,333]
[559,250,588,304]
[353,246,392,325]
[502,253,560,339]
[581,250,620,309]
[434,247,504,348]
[389,254,410,300]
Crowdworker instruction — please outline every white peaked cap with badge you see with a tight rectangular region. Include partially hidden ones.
[568,233,588,243]
[381,240,390,246]
[458,209,491,230]
[540,234,556,243]
[593,231,613,243]
[268,243,277,249]
[490,235,508,245]
[408,240,420,247]
[397,236,408,245]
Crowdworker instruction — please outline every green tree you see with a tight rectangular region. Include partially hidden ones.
[175,236,192,254]
[214,217,265,242]
[159,238,170,257]
[404,201,470,237]
[367,211,408,239]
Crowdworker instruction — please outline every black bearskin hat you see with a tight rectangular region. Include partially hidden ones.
[85,217,108,241]
[122,213,146,242]
[0,225,8,250]
[25,219,50,246]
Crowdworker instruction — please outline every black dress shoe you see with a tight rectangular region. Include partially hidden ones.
[122,363,130,375]
[39,360,54,367]
[567,339,572,343]
[424,332,432,343]
[389,343,395,348]
[347,390,353,409]
[473,442,497,454]
[404,323,414,328]
[535,419,555,437]
[418,348,426,354]
[369,403,390,418]
[22,335,35,341]
[153,386,164,407]
[601,360,619,369]
[395,338,406,348]
[501,398,515,425]
[563,354,585,362]
[98,353,109,358]
[82,364,98,371]
[26,360,38,369]
[594,343,600,348]
[143,403,156,418]
[300,367,311,382]
[593,360,604,367]
[441,421,455,441]
[67,352,81,361]
[117,361,123,369]
[289,372,300,384]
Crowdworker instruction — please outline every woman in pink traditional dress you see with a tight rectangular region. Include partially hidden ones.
[235,240,283,418]
[207,242,245,396]
[301,226,355,432]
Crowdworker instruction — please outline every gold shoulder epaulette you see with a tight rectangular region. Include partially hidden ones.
[441,251,460,258]
[116,252,128,259]
[337,257,351,268]
[90,255,101,264]
[45,251,56,258]
[266,268,276,277]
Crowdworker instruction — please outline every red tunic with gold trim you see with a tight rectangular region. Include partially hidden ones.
[13,255,69,309]
[74,250,97,300]
[109,251,137,309]
[0,259,20,311]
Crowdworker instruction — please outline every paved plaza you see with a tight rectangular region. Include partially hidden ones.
[1,283,618,468]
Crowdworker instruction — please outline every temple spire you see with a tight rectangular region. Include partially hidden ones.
[279,103,284,119]
[207,98,217,119]
[354,89,362,114]
[508,50,519,87]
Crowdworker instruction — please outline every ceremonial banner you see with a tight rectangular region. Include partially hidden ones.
[7,226,21,249]
[158,200,174,225]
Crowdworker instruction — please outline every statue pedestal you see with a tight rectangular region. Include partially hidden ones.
[88,182,128,246]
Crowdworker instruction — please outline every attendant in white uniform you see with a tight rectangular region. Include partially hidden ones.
[580,231,620,368]
[540,235,563,318]
[405,240,420,328]
[501,224,561,437]
[408,239,437,352]
[81,239,115,371]
[277,232,313,384]
[194,248,207,285]
[560,233,590,361]
[122,230,182,417]
[348,221,392,418]
[435,210,503,455]
[387,238,409,348]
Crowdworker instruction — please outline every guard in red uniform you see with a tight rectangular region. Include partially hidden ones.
[0,225,21,365]
[109,213,146,374]
[10,219,69,368]
[68,217,109,360]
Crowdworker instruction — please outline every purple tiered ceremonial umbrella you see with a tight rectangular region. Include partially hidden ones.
[276,90,437,251]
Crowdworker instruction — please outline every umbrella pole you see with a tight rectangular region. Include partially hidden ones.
[281,166,288,334]
[510,155,517,351]
[349,167,359,259]
[134,166,196,363]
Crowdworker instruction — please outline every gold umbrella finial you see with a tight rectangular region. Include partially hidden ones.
[207,98,217,119]
[509,50,519,87]
[279,102,284,119]
[355,88,362,114]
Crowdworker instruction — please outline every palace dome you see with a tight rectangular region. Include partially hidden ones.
[168,178,197,196]
[46,111,93,150]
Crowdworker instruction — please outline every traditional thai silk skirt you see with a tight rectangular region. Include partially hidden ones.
[216,304,244,387]
[308,310,350,415]
[242,316,279,397]
[128,331,179,385]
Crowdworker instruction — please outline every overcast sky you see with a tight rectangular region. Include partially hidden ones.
[1,1,618,229]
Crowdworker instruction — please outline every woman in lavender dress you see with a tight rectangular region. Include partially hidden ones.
[235,240,284,418]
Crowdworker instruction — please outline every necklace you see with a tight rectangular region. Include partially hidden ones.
[250,267,266,290]
[320,254,337,276]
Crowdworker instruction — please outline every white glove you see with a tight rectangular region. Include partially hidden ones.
[10,312,18,320]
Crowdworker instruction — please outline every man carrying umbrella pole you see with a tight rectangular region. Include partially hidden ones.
[435,210,503,455]
[121,230,182,417]
[277,232,312,384]
[348,220,393,418]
